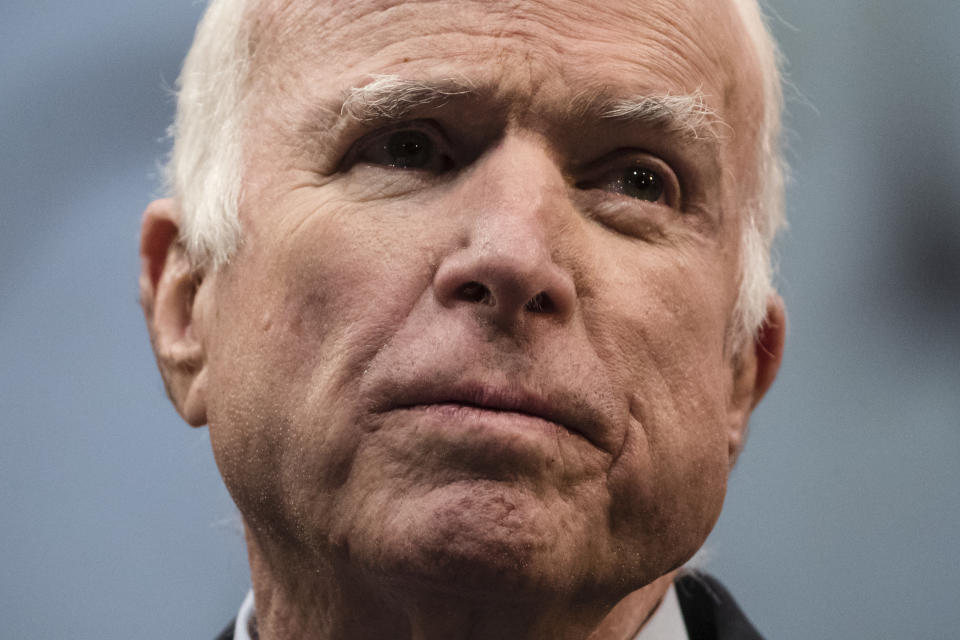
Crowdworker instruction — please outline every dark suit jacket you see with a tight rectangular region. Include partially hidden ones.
[215,572,762,640]
[673,573,764,640]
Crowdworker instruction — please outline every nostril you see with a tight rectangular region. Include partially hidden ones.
[458,281,493,305]
[524,292,554,314]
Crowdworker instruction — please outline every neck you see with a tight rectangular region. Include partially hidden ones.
[243,527,677,640]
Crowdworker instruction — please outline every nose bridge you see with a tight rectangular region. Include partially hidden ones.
[432,133,577,326]
[467,134,565,248]
[446,133,575,286]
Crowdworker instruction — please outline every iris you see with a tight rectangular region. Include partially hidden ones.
[385,130,433,168]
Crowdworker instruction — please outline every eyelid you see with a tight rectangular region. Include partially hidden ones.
[339,119,452,171]
[575,152,682,208]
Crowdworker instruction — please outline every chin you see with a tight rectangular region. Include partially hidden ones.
[340,479,604,600]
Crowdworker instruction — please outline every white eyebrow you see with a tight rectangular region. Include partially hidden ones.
[340,74,475,121]
[338,75,723,142]
[598,91,725,141]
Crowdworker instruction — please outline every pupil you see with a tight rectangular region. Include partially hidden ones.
[623,168,663,202]
[387,131,432,168]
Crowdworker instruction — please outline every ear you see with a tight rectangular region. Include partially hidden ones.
[726,294,786,466]
[139,199,209,427]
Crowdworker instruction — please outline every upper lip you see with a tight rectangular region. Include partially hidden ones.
[375,379,609,450]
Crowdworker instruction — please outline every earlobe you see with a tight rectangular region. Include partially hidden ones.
[726,295,786,466]
[139,199,209,427]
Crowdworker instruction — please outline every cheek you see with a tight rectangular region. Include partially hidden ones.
[589,243,734,567]
[606,351,731,572]
[223,190,446,387]
[606,402,729,567]
[202,193,456,537]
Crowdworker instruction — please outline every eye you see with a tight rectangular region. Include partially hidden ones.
[612,167,664,202]
[576,156,679,207]
[347,122,452,172]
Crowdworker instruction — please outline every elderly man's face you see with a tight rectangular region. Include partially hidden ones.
[158,0,781,604]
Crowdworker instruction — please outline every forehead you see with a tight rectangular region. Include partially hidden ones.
[242,0,766,214]
[247,0,760,107]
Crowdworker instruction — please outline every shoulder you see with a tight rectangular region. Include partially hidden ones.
[674,572,765,640]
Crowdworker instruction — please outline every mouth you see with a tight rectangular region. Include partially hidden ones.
[381,381,602,449]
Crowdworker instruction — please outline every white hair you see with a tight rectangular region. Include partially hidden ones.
[730,0,787,348]
[165,0,250,270]
[165,0,785,346]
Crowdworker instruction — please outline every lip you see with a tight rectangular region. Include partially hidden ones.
[374,380,606,450]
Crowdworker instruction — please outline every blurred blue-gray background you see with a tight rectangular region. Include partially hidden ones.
[1,2,957,638]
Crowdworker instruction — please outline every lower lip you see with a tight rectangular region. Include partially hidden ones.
[376,403,591,478]
[408,402,560,428]
[389,403,567,448]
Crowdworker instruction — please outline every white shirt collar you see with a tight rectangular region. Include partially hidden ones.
[234,582,688,640]
[233,589,256,640]
[632,583,689,640]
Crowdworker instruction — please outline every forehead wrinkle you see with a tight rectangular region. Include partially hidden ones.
[494,1,738,82]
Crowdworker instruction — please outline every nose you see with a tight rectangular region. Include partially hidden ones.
[432,135,577,329]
